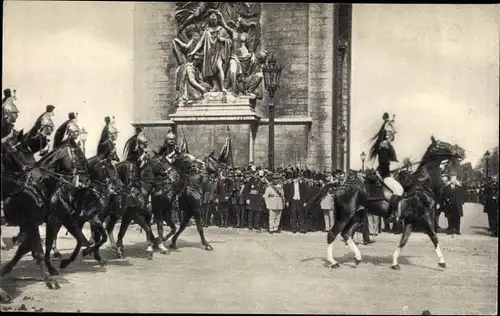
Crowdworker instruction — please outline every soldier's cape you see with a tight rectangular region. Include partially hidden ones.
[54,113,77,148]
[123,127,143,160]
[27,106,55,139]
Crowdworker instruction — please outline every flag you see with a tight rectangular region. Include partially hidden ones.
[219,127,234,168]
[179,134,189,154]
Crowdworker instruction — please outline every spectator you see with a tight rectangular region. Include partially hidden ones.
[263,173,285,234]
[320,174,335,232]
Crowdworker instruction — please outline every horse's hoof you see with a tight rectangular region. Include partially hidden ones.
[205,244,213,251]
[59,259,71,269]
[330,263,341,269]
[53,251,62,259]
[438,262,447,268]
[390,264,401,270]
[0,289,12,304]
[45,279,60,290]
[98,260,107,266]
[160,249,169,255]
[48,268,59,276]
[354,258,362,266]
[169,243,177,250]
[82,248,91,257]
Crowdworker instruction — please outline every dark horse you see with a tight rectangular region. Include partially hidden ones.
[314,136,465,270]
[0,129,61,302]
[167,150,227,251]
[50,154,122,266]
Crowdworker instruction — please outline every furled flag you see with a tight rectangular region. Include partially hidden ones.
[179,132,189,154]
[219,126,234,168]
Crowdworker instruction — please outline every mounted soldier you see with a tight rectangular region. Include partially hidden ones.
[2,89,19,139]
[368,112,404,221]
[158,129,178,158]
[26,105,56,156]
[123,127,149,169]
[40,113,89,184]
[96,116,120,163]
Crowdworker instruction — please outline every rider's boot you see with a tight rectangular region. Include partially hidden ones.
[388,195,402,223]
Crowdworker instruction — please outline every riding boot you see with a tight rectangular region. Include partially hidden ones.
[388,195,402,222]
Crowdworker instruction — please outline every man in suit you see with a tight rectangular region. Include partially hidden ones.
[443,174,465,235]
[483,176,498,237]
[283,169,308,233]
[217,172,234,228]
[244,168,265,231]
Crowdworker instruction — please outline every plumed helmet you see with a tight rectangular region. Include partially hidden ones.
[136,130,147,144]
[107,117,118,134]
[39,112,55,128]
[66,120,80,133]
[2,96,19,114]
[46,105,56,113]
[382,112,389,120]
[166,129,176,140]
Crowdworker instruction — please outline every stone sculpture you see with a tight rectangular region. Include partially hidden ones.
[172,2,267,107]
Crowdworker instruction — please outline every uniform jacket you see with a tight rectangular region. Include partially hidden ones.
[217,177,234,205]
[263,183,285,211]
[243,176,265,211]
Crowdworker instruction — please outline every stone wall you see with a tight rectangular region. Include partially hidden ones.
[133,3,350,171]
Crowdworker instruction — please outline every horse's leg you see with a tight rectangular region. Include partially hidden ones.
[105,214,119,251]
[326,219,349,268]
[59,215,86,270]
[163,198,177,242]
[421,213,447,268]
[169,196,192,250]
[82,215,108,266]
[391,219,413,270]
[151,196,168,254]
[1,230,32,277]
[115,208,135,258]
[0,225,7,251]
[51,225,62,258]
[30,222,60,289]
[133,212,159,259]
[44,215,61,276]
[340,211,364,265]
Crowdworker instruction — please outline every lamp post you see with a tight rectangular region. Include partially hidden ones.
[339,125,347,171]
[262,54,283,172]
[360,151,366,172]
[80,127,88,155]
[484,150,491,179]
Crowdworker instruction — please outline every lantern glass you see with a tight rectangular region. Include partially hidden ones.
[360,151,366,161]
[484,150,491,159]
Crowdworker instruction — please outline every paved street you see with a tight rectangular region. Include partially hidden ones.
[1,203,497,314]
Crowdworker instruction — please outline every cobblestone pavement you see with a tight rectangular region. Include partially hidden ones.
[1,203,497,314]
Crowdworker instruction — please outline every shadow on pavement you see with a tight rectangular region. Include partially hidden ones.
[1,249,132,303]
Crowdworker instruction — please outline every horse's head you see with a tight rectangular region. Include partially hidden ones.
[89,157,122,193]
[1,129,36,174]
[204,150,226,175]
[420,136,466,168]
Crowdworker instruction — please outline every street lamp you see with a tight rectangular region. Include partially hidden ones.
[262,54,283,172]
[360,151,366,171]
[80,127,88,155]
[484,150,491,179]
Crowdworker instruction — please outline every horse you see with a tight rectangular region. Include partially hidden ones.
[49,154,123,266]
[0,131,60,303]
[320,136,465,270]
[168,150,227,251]
[106,150,177,259]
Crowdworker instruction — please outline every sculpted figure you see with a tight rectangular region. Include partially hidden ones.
[175,2,221,34]
[172,25,201,66]
[175,52,212,107]
[187,11,232,93]
[214,11,266,97]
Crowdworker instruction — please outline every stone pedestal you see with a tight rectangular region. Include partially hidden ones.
[169,98,260,166]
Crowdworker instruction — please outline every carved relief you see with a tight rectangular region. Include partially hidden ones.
[172,2,267,107]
